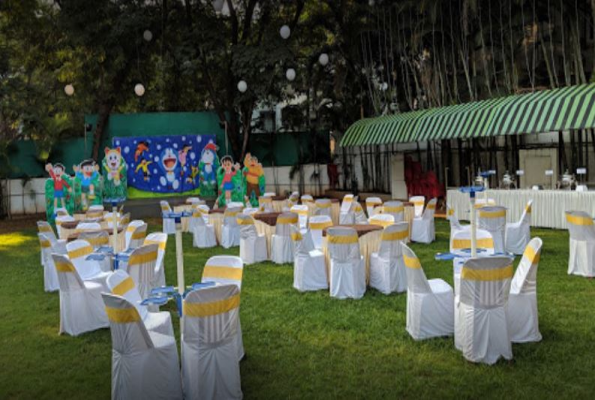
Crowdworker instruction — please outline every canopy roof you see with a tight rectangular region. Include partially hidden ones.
[340,83,595,147]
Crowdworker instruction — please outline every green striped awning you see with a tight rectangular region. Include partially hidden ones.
[340,83,595,147]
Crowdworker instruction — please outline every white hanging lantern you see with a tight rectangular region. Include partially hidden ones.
[212,0,224,12]
[286,68,296,81]
[134,83,145,97]
[381,82,388,91]
[237,80,248,93]
[143,30,153,42]
[279,25,291,40]
[64,84,75,96]
[318,53,329,66]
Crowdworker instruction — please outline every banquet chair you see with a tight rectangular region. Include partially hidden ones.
[238,214,267,264]
[411,198,437,244]
[369,222,409,294]
[144,233,168,287]
[125,244,160,300]
[107,270,174,337]
[37,221,66,266]
[284,192,300,211]
[264,192,276,197]
[455,256,514,364]
[339,194,357,225]
[309,215,333,250]
[365,197,383,218]
[159,201,176,235]
[259,196,274,212]
[478,206,507,254]
[187,197,201,205]
[271,212,298,264]
[38,233,61,292]
[105,212,129,229]
[243,207,259,216]
[447,203,469,237]
[383,200,405,222]
[86,205,105,219]
[565,211,595,278]
[55,215,76,239]
[76,222,101,232]
[181,285,242,400]
[327,227,366,299]
[353,202,368,224]
[505,200,533,255]
[290,205,309,232]
[401,244,454,340]
[201,255,245,360]
[451,229,494,296]
[369,214,394,228]
[125,220,147,250]
[300,194,314,204]
[221,207,242,248]
[52,254,108,336]
[102,293,183,400]
[192,209,217,249]
[66,239,112,289]
[227,202,245,209]
[474,198,496,209]
[508,238,543,343]
[314,198,332,218]
[78,231,111,257]
[189,205,210,231]
[290,226,328,292]
[409,196,425,218]
[55,208,70,217]
[196,204,211,224]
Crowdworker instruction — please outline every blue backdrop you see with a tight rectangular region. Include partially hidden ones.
[113,134,216,194]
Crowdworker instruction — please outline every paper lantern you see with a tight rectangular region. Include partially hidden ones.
[280,25,291,40]
[237,80,248,93]
[319,53,329,66]
[64,84,74,96]
[212,0,224,12]
[134,83,145,97]
[143,30,153,42]
[286,68,296,81]
[381,82,388,91]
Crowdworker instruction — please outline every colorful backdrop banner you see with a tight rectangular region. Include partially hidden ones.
[113,134,216,197]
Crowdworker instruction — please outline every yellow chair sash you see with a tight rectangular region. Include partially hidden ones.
[68,245,93,260]
[461,265,513,281]
[566,214,593,226]
[112,277,135,296]
[144,240,166,250]
[382,230,408,241]
[131,230,146,240]
[183,294,241,318]
[291,232,303,241]
[237,218,254,225]
[224,211,240,217]
[106,307,141,323]
[277,216,298,225]
[525,205,532,214]
[39,239,52,248]
[370,219,393,228]
[447,208,455,216]
[39,225,53,233]
[384,206,404,213]
[327,235,358,244]
[412,201,424,207]
[84,236,110,247]
[55,261,75,273]
[479,210,506,218]
[452,238,494,249]
[403,255,421,269]
[316,203,332,209]
[523,246,541,265]
[309,221,332,230]
[203,266,243,281]
[128,250,158,266]
[426,204,436,210]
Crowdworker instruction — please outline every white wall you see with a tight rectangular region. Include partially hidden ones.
[5,178,47,215]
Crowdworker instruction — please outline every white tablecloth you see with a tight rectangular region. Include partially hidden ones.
[447,189,595,229]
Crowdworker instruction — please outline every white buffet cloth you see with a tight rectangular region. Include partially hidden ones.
[447,189,595,229]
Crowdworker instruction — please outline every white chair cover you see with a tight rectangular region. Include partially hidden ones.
[455,256,514,364]
[102,293,182,400]
[105,212,127,229]
[314,198,332,217]
[124,244,160,300]
[221,207,242,248]
[505,200,533,255]
[308,215,333,250]
[339,194,357,225]
[474,198,496,209]
[401,244,454,340]
[125,220,148,250]
[86,204,105,219]
[182,285,242,400]
[201,255,245,361]
[76,222,101,232]
[447,203,469,237]
[143,233,168,287]
[290,226,327,292]
[383,200,405,223]
[411,198,437,244]
[55,215,75,239]
[38,233,61,292]
[243,207,259,215]
[78,231,111,255]
[478,206,507,253]
[451,229,494,296]
[187,197,201,205]
[300,194,314,204]
[369,214,394,228]
[66,239,111,288]
[52,254,108,336]
[263,192,276,197]
[565,210,595,277]
[508,238,543,343]
[365,197,383,218]
[353,201,368,224]
[271,212,298,264]
[327,227,366,299]
[55,207,69,216]
[37,221,60,244]
[107,270,174,337]
[238,214,267,264]
[409,196,425,217]
[290,205,309,231]
[259,196,274,212]
[227,201,245,209]
[195,204,211,224]
[191,208,217,249]
[160,201,176,235]
[369,222,408,294]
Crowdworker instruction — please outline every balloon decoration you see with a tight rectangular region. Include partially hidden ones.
[102,147,128,202]
[237,80,248,93]
[286,68,296,81]
[280,25,291,39]
[212,0,224,12]
[73,159,103,211]
[143,30,153,42]
[242,153,266,207]
[64,84,75,96]
[134,84,145,97]
[319,53,329,66]
[44,163,75,223]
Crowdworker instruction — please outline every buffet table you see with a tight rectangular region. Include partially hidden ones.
[447,189,595,229]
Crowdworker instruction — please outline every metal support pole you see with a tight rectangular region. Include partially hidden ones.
[470,191,477,258]
[112,202,118,251]
[175,216,185,296]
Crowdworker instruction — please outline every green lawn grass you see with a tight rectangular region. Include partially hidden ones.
[1,219,594,399]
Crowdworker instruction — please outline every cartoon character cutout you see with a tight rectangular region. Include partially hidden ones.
[199,142,219,197]
[135,159,153,181]
[102,147,128,201]
[159,148,180,190]
[135,141,149,162]
[178,144,192,182]
[73,159,100,210]
[45,163,71,210]
[243,153,265,206]
[217,156,241,206]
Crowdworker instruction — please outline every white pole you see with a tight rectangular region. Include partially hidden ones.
[112,204,118,251]
[175,217,185,295]
[470,193,477,257]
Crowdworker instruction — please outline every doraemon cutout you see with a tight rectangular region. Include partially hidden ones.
[198,142,219,197]
[159,147,180,190]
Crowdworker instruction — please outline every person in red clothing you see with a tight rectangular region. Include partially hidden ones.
[45,163,71,210]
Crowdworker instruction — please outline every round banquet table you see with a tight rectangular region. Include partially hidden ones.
[67,227,126,252]
[321,224,384,284]
[58,219,108,240]
[254,212,282,226]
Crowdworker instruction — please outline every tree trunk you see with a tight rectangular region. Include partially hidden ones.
[92,102,115,160]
